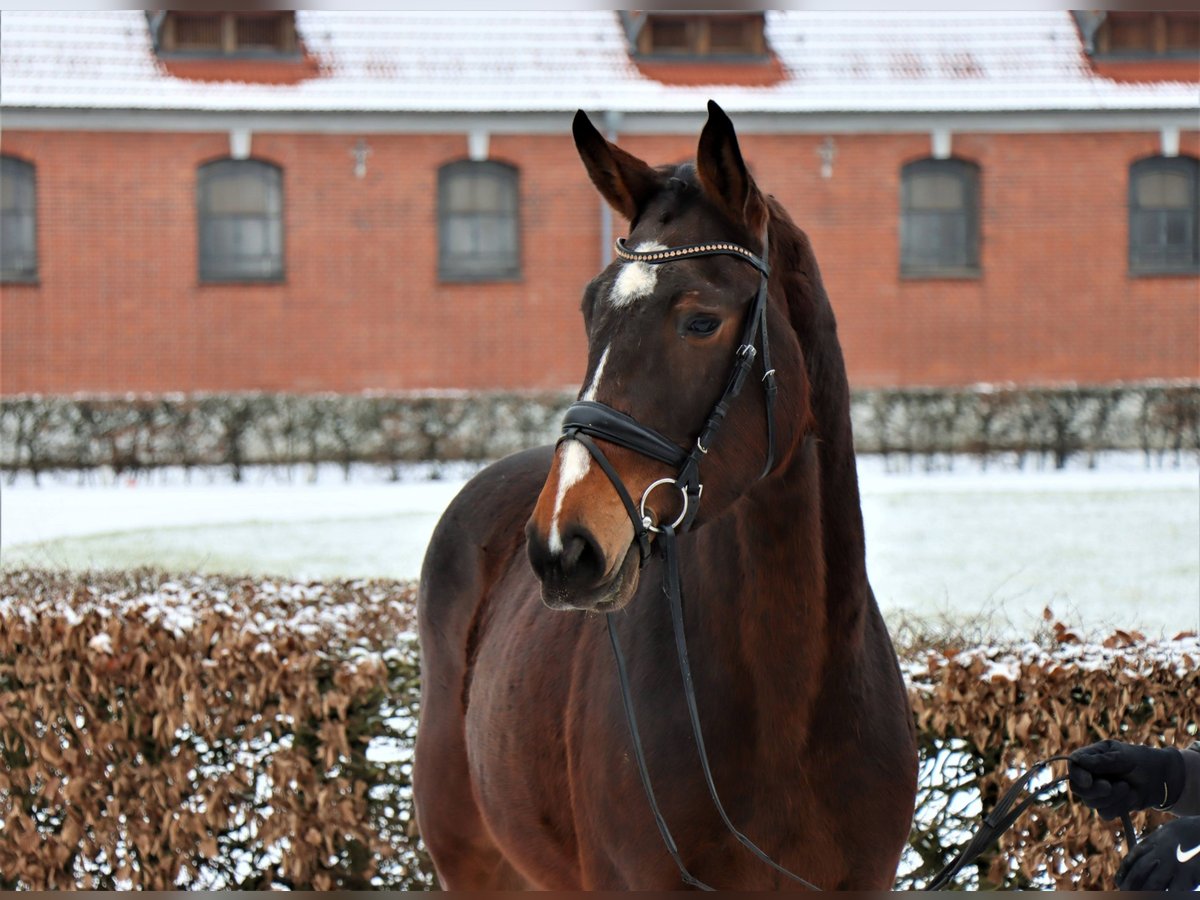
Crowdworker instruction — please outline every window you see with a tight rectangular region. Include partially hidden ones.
[1093,12,1200,58]
[633,14,767,58]
[197,159,284,282]
[438,161,520,282]
[1,156,37,282]
[1129,156,1199,274]
[900,159,980,277]
[156,11,297,57]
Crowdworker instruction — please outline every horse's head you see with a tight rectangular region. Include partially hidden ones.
[526,101,809,612]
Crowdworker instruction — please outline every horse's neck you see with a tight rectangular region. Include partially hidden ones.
[682,441,864,745]
[682,236,872,738]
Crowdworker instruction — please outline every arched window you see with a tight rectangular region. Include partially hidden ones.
[438,160,520,281]
[1129,156,1199,274]
[900,158,980,277]
[1,155,38,282]
[197,159,284,282]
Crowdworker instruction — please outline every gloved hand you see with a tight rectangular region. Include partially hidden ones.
[1069,740,1185,820]
[1117,815,1200,891]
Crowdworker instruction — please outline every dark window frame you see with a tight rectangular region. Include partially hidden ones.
[1128,155,1200,276]
[1,155,38,284]
[438,160,521,283]
[634,13,768,61]
[1091,12,1200,61]
[900,157,981,279]
[197,158,285,284]
[155,11,300,60]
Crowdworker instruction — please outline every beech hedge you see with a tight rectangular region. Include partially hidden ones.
[1,570,1195,890]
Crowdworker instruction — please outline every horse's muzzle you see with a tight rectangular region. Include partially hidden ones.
[526,520,642,612]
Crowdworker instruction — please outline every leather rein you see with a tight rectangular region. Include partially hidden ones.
[555,234,1133,890]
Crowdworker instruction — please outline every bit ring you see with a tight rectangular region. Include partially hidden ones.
[639,478,690,534]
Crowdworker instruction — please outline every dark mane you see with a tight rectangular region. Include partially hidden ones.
[766,196,871,635]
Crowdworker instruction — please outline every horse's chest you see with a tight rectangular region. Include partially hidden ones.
[462,599,588,884]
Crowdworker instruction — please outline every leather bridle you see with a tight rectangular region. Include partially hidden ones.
[556,232,824,891]
[551,234,1135,891]
[559,232,777,557]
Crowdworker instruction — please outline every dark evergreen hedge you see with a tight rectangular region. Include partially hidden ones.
[2,382,1196,478]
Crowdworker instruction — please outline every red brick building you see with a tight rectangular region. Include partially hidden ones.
[1,11,1197,395]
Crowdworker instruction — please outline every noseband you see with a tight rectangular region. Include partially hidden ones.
[558,233,777,559]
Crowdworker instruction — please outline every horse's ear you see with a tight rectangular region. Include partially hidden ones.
[696,100,768,236]
[573,109,662,223]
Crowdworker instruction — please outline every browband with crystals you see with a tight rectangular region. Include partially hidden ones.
[614,237,769,277]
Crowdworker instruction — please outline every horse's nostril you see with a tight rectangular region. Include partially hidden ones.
[561,534,587,570]
[527,521,607,590]
[559,527,604,584]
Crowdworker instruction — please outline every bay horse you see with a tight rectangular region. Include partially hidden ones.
[414,101,917,890]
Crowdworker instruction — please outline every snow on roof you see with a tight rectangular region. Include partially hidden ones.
[1,10,1196,116]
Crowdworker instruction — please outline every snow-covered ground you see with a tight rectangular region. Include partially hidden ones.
[2,454,1197,636]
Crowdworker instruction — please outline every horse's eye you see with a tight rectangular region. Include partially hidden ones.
[684,316,720,338]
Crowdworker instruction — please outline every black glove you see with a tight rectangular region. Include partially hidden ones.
[1069,740,1185,820]
[1117,815,1200,891]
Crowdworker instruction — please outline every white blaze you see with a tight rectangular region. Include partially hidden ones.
[549,346,610,554]
[581,345,609,403]
[609,241,667,307]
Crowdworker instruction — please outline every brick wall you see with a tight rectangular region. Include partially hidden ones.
[1,127,1197,395]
